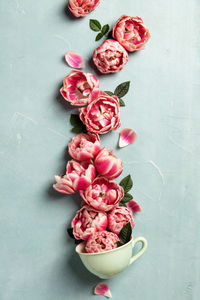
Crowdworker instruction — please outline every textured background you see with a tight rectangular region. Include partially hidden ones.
[0,0,200,299]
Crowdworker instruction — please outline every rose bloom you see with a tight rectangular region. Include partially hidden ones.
[80,176,124,212]
[53,160,96,194]
[94,148,123,179]
[60,70,99,106]
[108,206,135,235]
[112,15,150,52]
[68,0,100,18]
[85,230,119,253]
[71,205,108,240]
[68,133,101,161]
[93,39,128,74]
[79,91,120,134]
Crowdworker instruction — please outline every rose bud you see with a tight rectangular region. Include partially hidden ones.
[108,206,135,235]
[53,160,96,194]
[112,15,150,52]
[85,230,119,253]
[68,133,101,161]
[71,205,108,240]
[60,70,99,106]
[80,176,124,212]
[94,148,123,179]
[93,39,128,74]
[79,91,120,134]
[68,0,100,18]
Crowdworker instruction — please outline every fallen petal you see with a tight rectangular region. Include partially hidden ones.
[65,51,85,69]
[128,200,142,212]
[119,128,137,148]
[94,283,112,298]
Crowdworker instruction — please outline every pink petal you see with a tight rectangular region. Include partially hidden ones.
[94,283,112,298]
[128,200,142,213]
[119,128,137,148]
[65,51,85,69]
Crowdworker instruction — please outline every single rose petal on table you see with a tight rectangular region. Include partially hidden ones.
[119,128,137,148]
[65,51,85,69]
[128,200,142,212]
[94,283,112,298]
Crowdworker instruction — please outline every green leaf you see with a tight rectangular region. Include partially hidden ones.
[119,202,127,207]
[71,126,83,133]
[119,98,125,107]
[70,114,81,126]
[121,193,133,203]
[70,114,87,133]
[114,81,130,98]
[117,241,124,247]
[74,239,83,245]
[95,32,103,41]
[119,175,133,193]
[67,228,75,239]
[118,222,132,245]
[89,19,101,31]
[104,91,114,96]
[101,24,110,35]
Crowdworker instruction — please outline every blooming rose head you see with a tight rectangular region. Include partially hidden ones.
[94,148,123,179]
[60,70,99,106]
[108,206,135,235]
[68,0,100,18]
[80,176,124,211]
[68,133,101,161]
[85,230,119,253]
[112,15,150,52]
[71,205,108,240]
[79,91,120,134]
[93,39,128,74]
[53,160,96,194]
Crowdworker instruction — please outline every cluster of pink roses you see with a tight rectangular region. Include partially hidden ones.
[53,132,135,253]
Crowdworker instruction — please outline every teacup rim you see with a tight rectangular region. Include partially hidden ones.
[76,235,133,256]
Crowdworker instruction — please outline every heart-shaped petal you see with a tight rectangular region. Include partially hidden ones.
[65,51,85,69]
[94,283,112,298]
[119,128,137,148]
[127,200,142,212]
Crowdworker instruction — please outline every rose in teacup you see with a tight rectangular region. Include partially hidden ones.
[93,39,128,74]
[71,205,108,240]
[108,206,135,235]
[80,176,124,212]
[113,15,150,52]
[79,91,121,134]
[60,70,99,106]
[94,148,123,179]
[68,0,100,18]
[53,160,96,194]
[68,133,101,161]
[85,230,119,253]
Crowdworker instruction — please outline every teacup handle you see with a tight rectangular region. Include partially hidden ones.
[129,237,148,265]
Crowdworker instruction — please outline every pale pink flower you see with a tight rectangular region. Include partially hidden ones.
[68,133,100,161]
[113,15,150,52]
[60,70,99,106]
[127,199,142,212]
[93,39,128,74]
[71,205,107,240]
[68,0,100,18]
[85,230,119,253]
[119,128,137,148]
[53,160,96,194]
[94,148,123,179]
[94,283,112,298]
[108,205,135,235]
[80,176,124,212]
[65,51,85,69]
[79,91,120,134]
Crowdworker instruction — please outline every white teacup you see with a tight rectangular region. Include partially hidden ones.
[76,236,147,279]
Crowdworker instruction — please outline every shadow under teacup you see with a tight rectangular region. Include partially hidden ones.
[75,236,147,279]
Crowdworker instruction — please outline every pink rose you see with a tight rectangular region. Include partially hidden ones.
[85,230,119,253]
[94,148,123,179]
[80,176,124,212]
[93,39,128,74]
[79,91,121,134]
[71,205,108,240]
[68,133,101,161]
[60,70,99,106]
[53,160,96,194]
[112,15,150,52]
[108,206,135,235]
[68,0,100,18]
